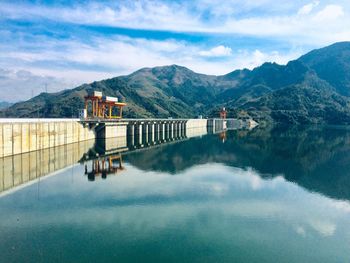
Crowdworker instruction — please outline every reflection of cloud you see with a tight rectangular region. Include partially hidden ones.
[249,173,263,190]
[209,183,228,196]
[0,161,345,246]
[330,200,350,213]
[244,168,284,191]
[295,225,306,236]
[309,220,336,237]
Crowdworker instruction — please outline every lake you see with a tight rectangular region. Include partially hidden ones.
[1,126,350,262]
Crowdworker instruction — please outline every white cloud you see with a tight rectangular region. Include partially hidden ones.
[199,45,232,57]
[0,32,303,101]
[0,34,298,73]
[298,1,319,15]
[0,1,349,45]
[313,5,344,21]
[0,1,202,33]
[1,1,347,101]
[252,50,266,66]
[0,68,76,102]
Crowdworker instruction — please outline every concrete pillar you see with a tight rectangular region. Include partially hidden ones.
[151,123,155,142]
[154,123,159,142]
[170,122,174,139]
[166,122,169,139]
[127,124,134,148]
[158,123,162,141]
[142,123,148,145]
[166,122,170,139]
[173,122,177,138]
[128,124,135,137]
[147,123,154,143]
[182,122,186,137]
[142,123,147,135]
[160,123,164,141]
[164,123,168,140]
[134,123,142,146]
[126,134,135,149]
[147,123,152,134]
[176,122,180,138]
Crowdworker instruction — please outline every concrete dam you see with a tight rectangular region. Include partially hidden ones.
[0,118,257,158]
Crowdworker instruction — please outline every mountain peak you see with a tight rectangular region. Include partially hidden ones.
[2,42,350,125]
[298,41,350,96]
[321,41,350,50]
[299,41,350,61]
[151,64,194,74]
[129,64,193,77]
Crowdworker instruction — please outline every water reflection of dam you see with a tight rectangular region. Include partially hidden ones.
[80,126,210,181]
[0,140,95,195]
[3,124,350,204]
[0,125,212,193]
[84,154,124,181]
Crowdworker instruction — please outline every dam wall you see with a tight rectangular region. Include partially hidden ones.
[0,118,236,158]
[185,119,208,138]
[0,119,95,158]
[186,119,208,129]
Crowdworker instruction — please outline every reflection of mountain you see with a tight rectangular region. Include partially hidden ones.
[124,126,350,201]
[3,123,350,202]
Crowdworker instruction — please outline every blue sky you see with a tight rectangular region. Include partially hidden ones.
[0,0,350,102]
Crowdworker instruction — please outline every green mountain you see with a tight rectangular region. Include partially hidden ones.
[0,65,219,118]
[0,101,12,110]
[2,42,350,124]
[240,74,350,124]
[299,42,350,96]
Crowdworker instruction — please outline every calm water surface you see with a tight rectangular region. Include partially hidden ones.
[1,126,350,262]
